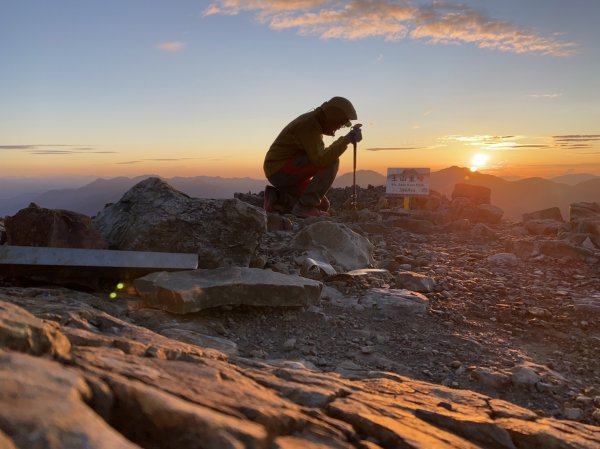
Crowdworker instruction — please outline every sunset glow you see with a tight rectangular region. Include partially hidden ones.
[1,1,599,181]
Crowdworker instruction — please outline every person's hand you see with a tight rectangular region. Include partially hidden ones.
[346,126,363,144]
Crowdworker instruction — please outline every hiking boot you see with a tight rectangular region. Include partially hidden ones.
[292,202,329,218]
[264,185,282,213]
[317,196,331,212]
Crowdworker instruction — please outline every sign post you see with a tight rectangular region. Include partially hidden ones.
[385,168,431,208]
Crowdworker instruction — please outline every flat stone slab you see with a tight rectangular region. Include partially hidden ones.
[0,245,198,288]
[360,288,429,315]
[0,245,198,269]
[134,267,323,314]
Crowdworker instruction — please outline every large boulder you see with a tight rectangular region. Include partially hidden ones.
[570,202,600,224]
[569,202,600,248]
[523,207,564,223]
[448,198,503,225]
[5,203,107,249]
[134,267,322,314]
[291,221,374,271]
[451,183,491,205]
[524,219,568,236]
[93,177,266,268]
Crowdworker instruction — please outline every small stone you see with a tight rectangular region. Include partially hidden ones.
[472,367,510,389]
[592,409,600,423]
[360,346,375,354]
[449,360,462,370]
[511,366,541,387]
[536,382,554,392]
[376,334,389,344]
[249,349,266,358]
[283,338,297,350]
[527,307,550,318]
[575,395,593,405]
[563,407,583,421]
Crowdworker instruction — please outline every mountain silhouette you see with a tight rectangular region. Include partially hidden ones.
[550,173,599,185]
[1,168,598,221]
[0,175,266,217]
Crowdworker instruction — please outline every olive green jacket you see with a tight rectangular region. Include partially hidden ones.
[264,108,350,178]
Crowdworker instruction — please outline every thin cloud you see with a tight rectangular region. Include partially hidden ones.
[528,93,562,98]
[553,134,600,142]
[204,0,576,56]
[440,134,555,151]
[144,158,197,161]
[157,41,186,52]
[0,145,37,150]
[29,151,82,155]
[0,144,114,155]
[366,146,423,151]
[115,157,198,165]
[116,161,143,165]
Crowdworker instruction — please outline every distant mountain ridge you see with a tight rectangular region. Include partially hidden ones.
[550,173,600,185]
[1,168,599,221]
[331,167,599,220]
[0,175,267,217]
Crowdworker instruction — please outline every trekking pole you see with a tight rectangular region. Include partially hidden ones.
[351,124,362,210]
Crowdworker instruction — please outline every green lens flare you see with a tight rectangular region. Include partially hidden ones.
[117,282,125,290]
[109,292,117,299]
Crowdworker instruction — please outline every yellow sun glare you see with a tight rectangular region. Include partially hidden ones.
[470,153,490,172]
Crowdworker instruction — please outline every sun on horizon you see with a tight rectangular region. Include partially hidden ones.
[470,153,490,172]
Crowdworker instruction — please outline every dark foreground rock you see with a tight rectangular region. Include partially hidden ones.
[5,203,108,249]
[1,294,599,449]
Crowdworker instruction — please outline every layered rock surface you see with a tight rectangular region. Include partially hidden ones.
[1,292,599,449]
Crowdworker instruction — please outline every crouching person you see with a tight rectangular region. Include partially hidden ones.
[263,96,362,218]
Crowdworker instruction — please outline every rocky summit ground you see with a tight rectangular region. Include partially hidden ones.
[1,186,600,448]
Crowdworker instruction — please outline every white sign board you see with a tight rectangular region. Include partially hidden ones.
[386,168,430,196]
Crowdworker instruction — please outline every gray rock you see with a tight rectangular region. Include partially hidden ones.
[134,267,322,314]
[487,253,519,266]
[570,202,600,224]
[452,183,491,205]
[523,207,564,222]
[291,221,374,271]
[300,257,337,280]
[476,204,504,224]
[511,366,541,387]
[360,288,428,315]
[524,219,568,236]
[539,240,594,261]
[472,367,511,389]
[395,271,436,293]
[564,407,584,421]
[505,239,537,259]
[93,177,266,268]
[470,223,498,241]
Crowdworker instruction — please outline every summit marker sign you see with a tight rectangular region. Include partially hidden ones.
[385,168,431,196]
